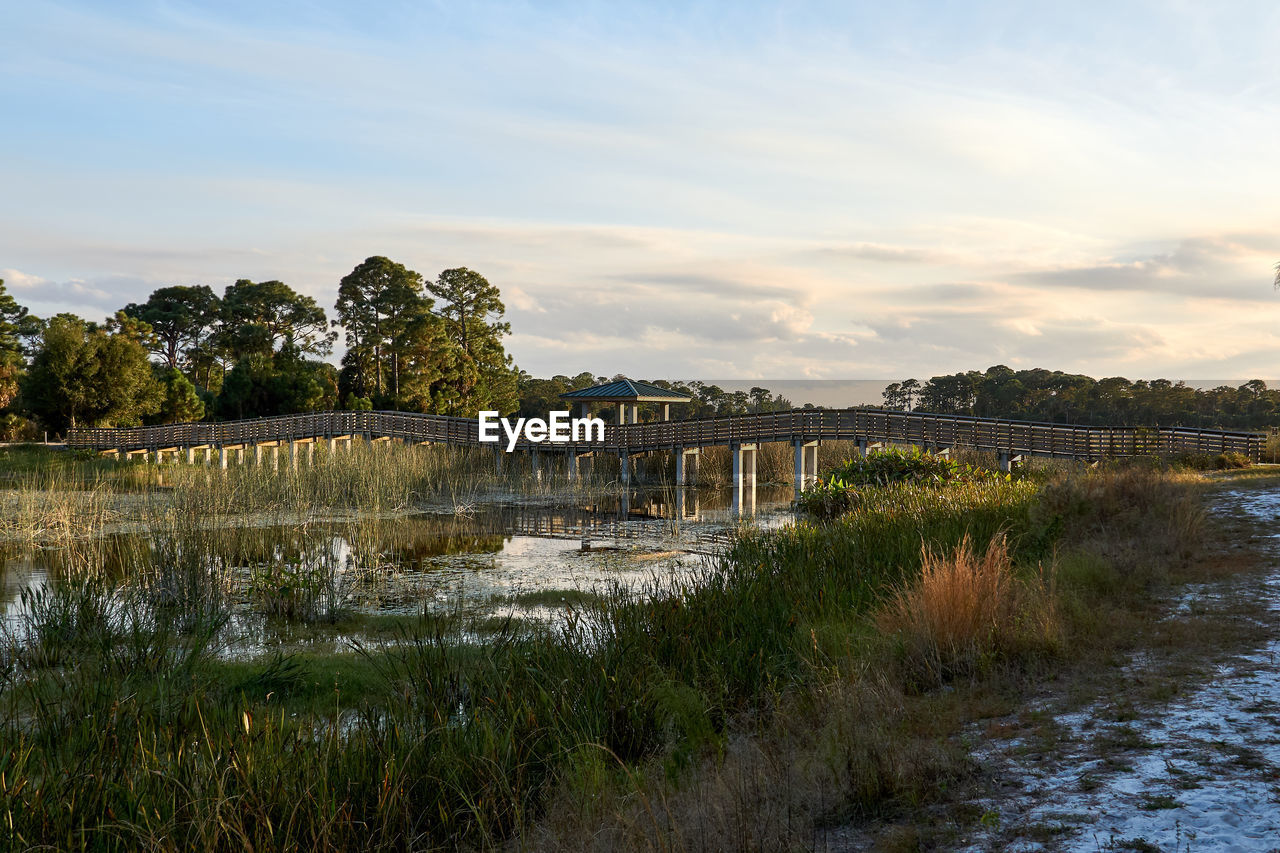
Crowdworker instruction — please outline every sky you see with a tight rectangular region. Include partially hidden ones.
[2,0,1279,382]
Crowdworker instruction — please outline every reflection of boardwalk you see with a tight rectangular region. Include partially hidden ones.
[66,408,1266,462]
[501,494,739,554]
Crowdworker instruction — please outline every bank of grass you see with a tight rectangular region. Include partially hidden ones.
[0,463,1240,851]
[529,465,1244,851]
[0,441,626,544]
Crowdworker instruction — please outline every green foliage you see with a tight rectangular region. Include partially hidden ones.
[516,371,600,418]
[428,267,519,415]
[0,277,34,411]
[1169,451,1253,470]
[829,447,1003,488]
[121,284,221,370]
[884,365,1280,429]
[221,279,334,359]
[797,449,1004,520]
[214,346,337,419]
[22,313,162,431]
[151,366,205,424]
[0,412,39,441]
[514,374,793,422]
[341,392,373,411]
[794,476,862,519]
[335,256,463,412]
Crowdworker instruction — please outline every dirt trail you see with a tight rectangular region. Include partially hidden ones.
[960,487,1280,852]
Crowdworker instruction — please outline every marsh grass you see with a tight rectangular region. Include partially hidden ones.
[0,461,1218,851]
[0,441,628,544]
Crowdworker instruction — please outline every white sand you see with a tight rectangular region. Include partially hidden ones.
[964,487,1280,852]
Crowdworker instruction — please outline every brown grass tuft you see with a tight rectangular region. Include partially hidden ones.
[876,534,1060,688]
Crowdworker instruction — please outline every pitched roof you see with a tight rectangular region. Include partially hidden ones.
[559,379,694,402]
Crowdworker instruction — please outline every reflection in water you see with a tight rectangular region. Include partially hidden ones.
[1,486,797,633]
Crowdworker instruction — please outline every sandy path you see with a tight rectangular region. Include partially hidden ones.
[961,488,1280,852]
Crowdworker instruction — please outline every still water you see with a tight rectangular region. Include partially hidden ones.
[1,486,797,650]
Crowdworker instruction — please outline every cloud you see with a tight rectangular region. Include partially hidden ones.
[608,272,805,304]
[812,242,961,266]
[1015,237,1278,301]
[0,268,142,317]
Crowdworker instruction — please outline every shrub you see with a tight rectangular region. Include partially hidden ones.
[828,447,1004,488]
[796,448,1006,520]
[1213,451,1251,470]
[875,534,1059,689]
[793,476,861,519]
[1170,451,1251,470]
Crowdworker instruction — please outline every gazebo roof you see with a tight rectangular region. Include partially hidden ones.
[559,379,693,403]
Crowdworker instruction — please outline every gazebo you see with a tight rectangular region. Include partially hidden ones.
[559,379,693,424]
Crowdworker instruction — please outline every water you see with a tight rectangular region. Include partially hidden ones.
[0,485,798,654]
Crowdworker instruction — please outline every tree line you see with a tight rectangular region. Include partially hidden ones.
[0,257,519,438]
[882,366,1280,429]
[516,375,794,421]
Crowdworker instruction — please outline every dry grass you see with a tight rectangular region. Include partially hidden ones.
[1037,465,1206,580]
[529,673,967,853]
[875,535,1060,689]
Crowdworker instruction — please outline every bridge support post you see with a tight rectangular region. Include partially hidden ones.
[253,444,262,466]
[185,447,196,465]
[731,443,757,516]
[793,440,819,492]
[219,447,228,470]
[620,453,631,483]
[307,441,315,465]
[998,452,1022,473]
[289,441,298,470]
[675,447,699,486]
[567,452,578,480]
[271,445,279,472]
[153,448,164,465]
[494,447,504,475]
[531,450,542,483]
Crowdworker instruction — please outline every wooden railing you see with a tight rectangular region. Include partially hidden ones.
[65,408,1268,461]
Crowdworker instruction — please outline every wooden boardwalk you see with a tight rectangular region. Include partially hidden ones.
[65,408,1267,462]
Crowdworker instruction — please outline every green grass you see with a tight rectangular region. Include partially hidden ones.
[0,464,1204,851]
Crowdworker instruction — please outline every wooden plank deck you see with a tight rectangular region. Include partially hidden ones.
[63,409,1268,462]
